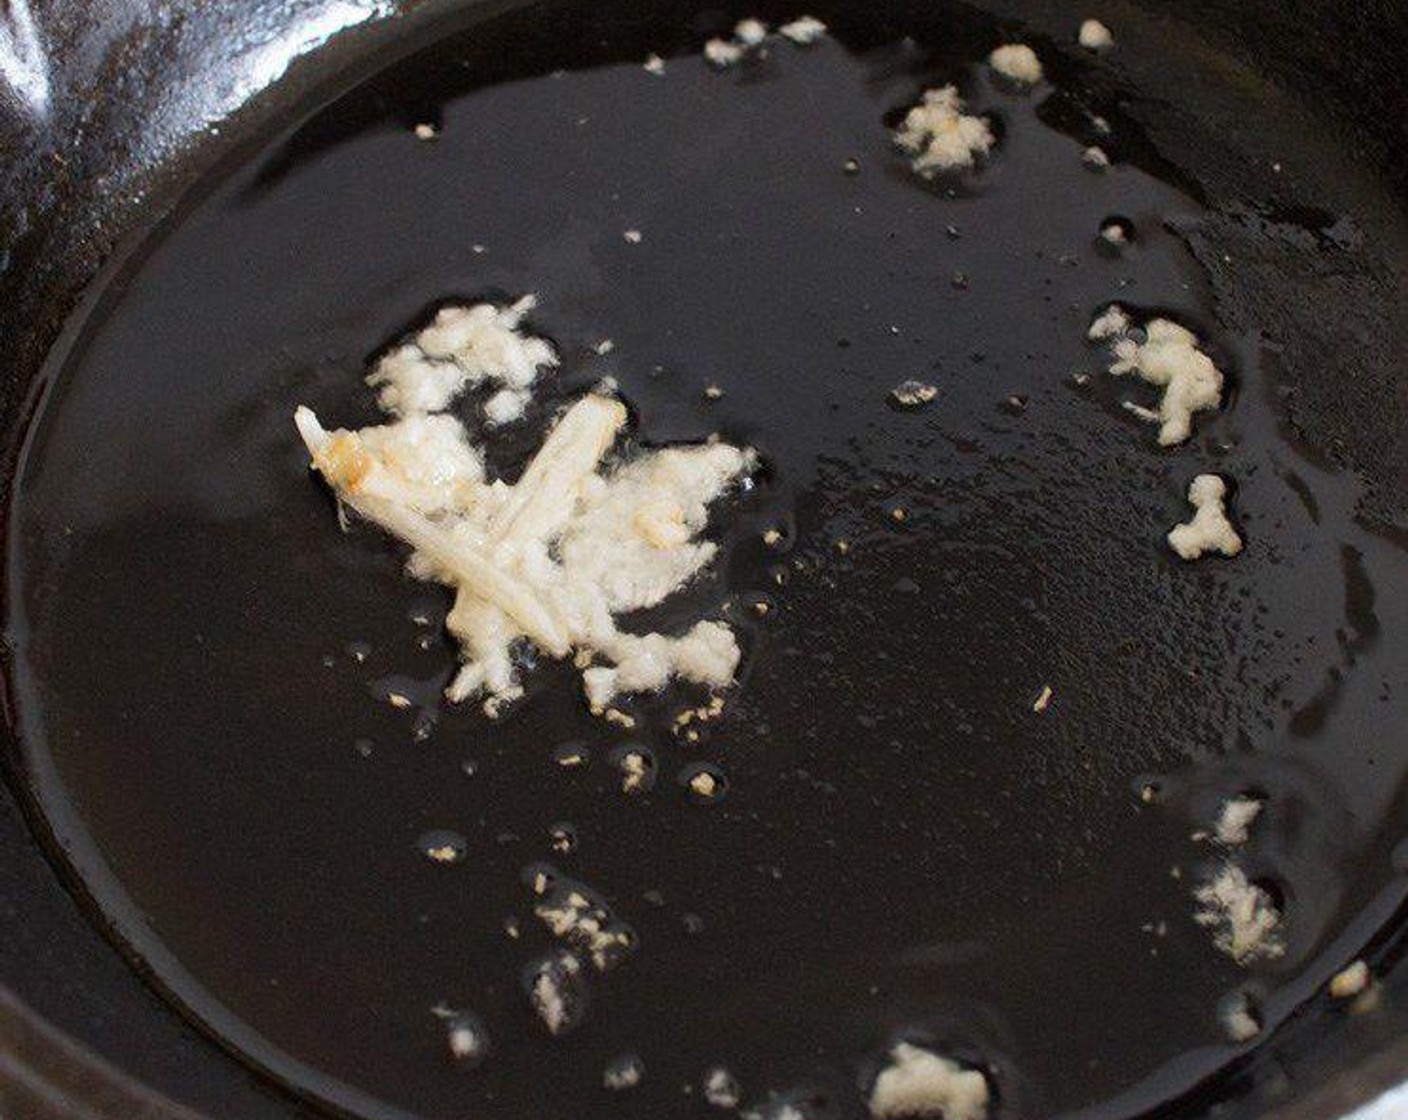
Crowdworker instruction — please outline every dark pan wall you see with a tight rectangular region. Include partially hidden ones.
[0,3,1403,1118]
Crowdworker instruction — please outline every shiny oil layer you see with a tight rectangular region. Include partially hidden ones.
[7,4,1408,1119]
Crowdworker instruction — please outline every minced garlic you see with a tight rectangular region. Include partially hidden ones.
[616,749,654,794]
[370,295,555,421]
[602,706,636,729]
[444,1014,489,1063]
[1219,991,1260,1042]
[703,1065,742,1109]
[1329,959,1371,999]
[296,299,754,719]
[869,1042,989,1120]
[891,379,938,408]
[734,18,768,46]
[1100,220,1127,244]
[526,951,586,1036]
[988,43,1043,84]
[342,413,486,513]
[705,38,746,67]
[1088,308,1225,445]
[1212,794,1263,845]
[1087,305,1130,341]
[533,879,636,971]
[1194,864,1284,964]
[706,16,809,66]
[603,1053,645,1090]
[1168,475,1242,559]
[482,387,526,426]
[1079,19,1114,50]
[894,86,994,175]
[779,16,827,44]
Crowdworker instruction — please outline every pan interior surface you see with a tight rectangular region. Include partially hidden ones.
[5,3,1408,1119]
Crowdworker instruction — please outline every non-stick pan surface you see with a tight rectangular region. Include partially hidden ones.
[1,3,1406,1119]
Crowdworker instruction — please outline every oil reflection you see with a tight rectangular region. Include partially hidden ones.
[0,0,50,117]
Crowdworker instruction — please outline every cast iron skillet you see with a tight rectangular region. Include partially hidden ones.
[1,1,1406,1118]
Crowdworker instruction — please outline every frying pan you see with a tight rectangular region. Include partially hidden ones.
[1,1,1406,1118]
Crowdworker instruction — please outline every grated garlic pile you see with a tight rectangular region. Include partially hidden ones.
[295,297,754,718]
[988,43,1043,84]
[1168,475,1243,560]
[1219,992,1261,1041]
[779,16,828,44]
[531,868,636,972]
[368,295,555,423]
[894,86,995,175]
[1194,864,1285,964]
[1211,794,1263,846]
[705,15,828,65]
[1078,19,1114,51]
[526,951,587,1035]
[869,1042,990,1120]
[1088,306,1225,446]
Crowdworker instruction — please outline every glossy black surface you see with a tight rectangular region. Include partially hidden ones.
[2,3,1407,1120]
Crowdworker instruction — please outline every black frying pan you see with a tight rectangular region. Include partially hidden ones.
[1,2,1406,1118]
